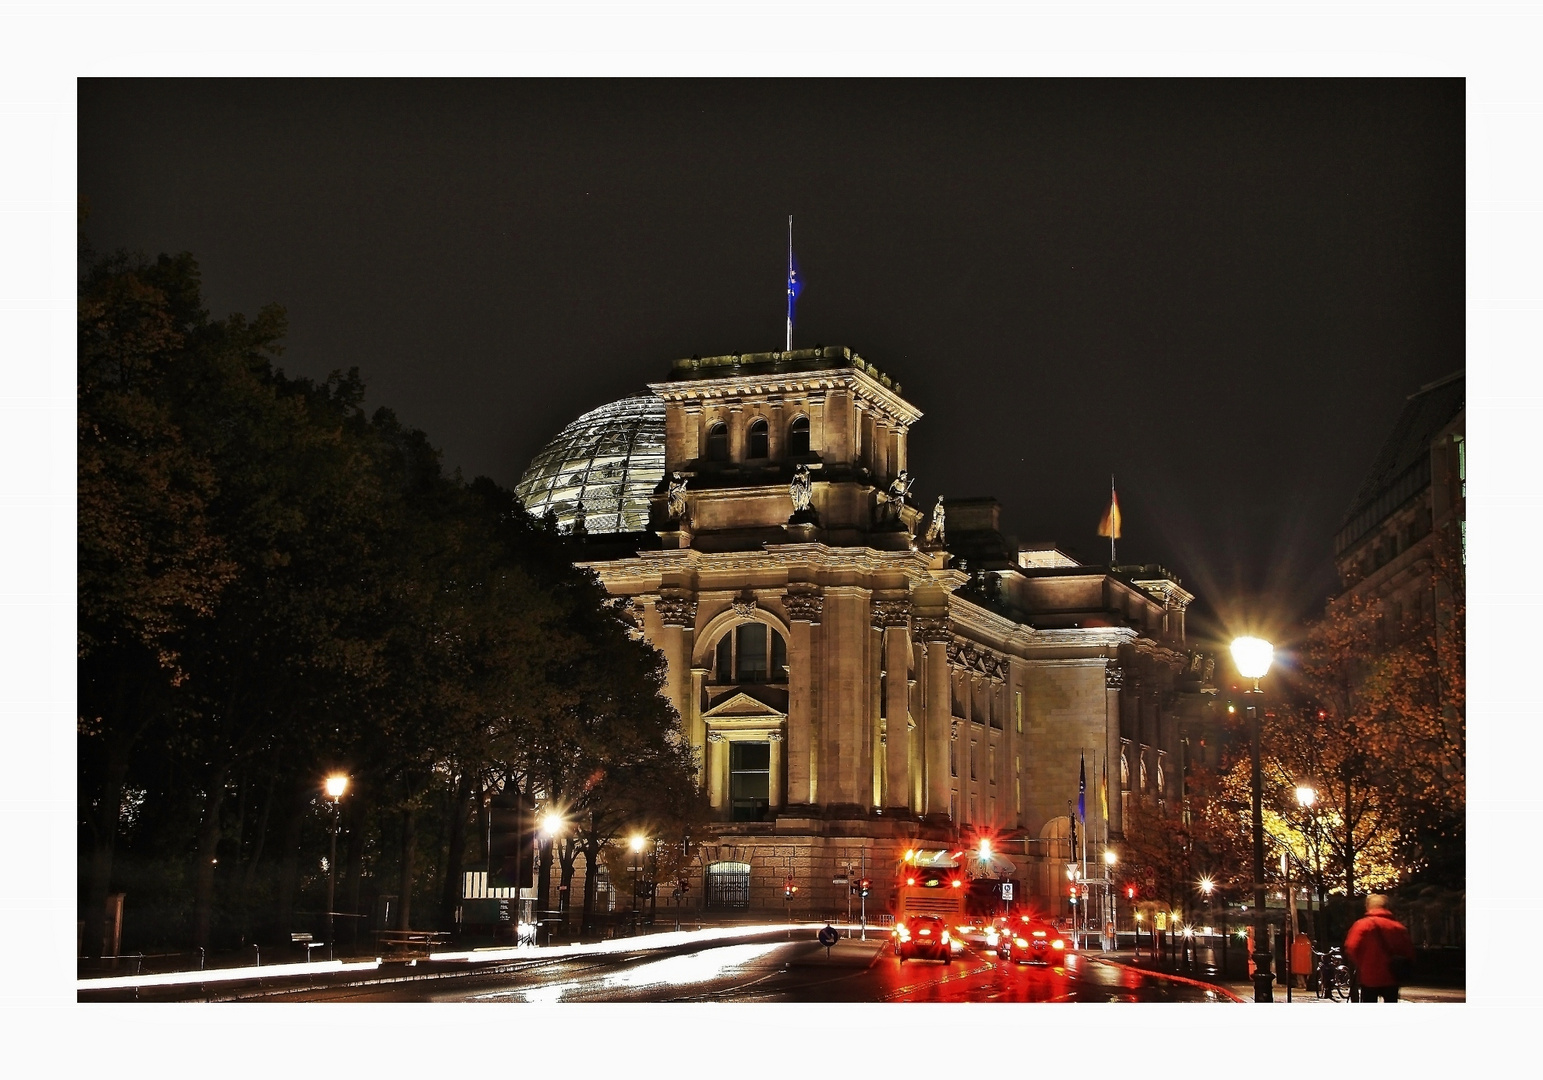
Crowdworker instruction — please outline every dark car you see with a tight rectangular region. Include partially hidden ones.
[997,920,1068,965]
[895,915,953,963]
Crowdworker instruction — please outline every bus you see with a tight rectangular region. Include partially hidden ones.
[889,848,969,923]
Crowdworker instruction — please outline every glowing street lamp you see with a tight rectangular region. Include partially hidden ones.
[1230,635,1275,1003]
[323,774,348,961]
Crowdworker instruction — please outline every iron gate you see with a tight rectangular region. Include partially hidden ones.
[705,861,751,909]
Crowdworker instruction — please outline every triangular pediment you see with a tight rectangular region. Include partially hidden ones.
[702,691,787,721]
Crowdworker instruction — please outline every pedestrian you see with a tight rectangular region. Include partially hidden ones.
[1290,931,1313,989]
[1343,894,1416,1002]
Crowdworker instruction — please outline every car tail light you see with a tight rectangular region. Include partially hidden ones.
[952,879,963,889]
[1052,939,1065,950]
[1015,937,1029,948]
[907,877,915,886]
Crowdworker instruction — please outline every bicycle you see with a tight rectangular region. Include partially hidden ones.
[1314,946,1353,1001]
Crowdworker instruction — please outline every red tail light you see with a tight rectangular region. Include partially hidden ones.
[907,877,915,886]
[952,879,963,889]
[1052,939,1065,950]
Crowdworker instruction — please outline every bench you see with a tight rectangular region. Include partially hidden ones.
[375,929,451,958]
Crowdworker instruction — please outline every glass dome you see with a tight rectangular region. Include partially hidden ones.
[514,393,666,534]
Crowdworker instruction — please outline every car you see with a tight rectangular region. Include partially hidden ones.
[997,920,1068,965]
[895,915,953,963]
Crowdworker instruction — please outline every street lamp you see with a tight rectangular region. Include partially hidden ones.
[323,774,348,961]
[1231,634,1275,1003]
[629,835,645,933]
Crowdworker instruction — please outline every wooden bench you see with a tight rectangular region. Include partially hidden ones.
[375,929,450,958]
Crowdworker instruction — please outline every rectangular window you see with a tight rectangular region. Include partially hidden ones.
[1015,690,1022,734]
[970,741,977,780]
[771,630,787,681]
[879,672,886,718]
[989,747,995,784]
[729,742,771,822]
[950,739,957,778]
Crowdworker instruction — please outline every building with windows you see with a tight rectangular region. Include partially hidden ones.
[1332,370,1465,628]
[515,346,1214,918]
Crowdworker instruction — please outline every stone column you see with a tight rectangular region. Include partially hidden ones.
[689,666,710,779]
[1105,661,1124,838]
[915,616,952,820]
[727,402,745,462]
[655,594,696,753]
[706,732,726,811]
[768,731,784,810]
[681,403,702,463]
[881,610,913,815]
[784,587,823,810]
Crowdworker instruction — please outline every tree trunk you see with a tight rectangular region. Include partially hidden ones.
[558,842,579,934]
[83,749,130,960]
[274,779,306,943]
[582,841,601,936]
[439,769,475,930]
[398,804,416,931]
[192,766,231,949]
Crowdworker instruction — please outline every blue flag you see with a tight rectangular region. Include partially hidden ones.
[1077,753,1086,822]
[786,252,802,325]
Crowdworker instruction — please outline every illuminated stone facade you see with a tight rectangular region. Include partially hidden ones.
[521,347,1211,917]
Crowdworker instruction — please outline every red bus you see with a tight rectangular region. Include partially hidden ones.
[889,848,969,923]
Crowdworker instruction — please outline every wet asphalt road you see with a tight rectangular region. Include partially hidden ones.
[241,937,1226,1004]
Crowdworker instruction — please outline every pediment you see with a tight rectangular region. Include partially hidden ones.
[702,691,787,721]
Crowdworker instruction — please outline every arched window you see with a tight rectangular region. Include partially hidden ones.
[713,622,788,684]
[747,417,769,459]
[705,422,728,461]
[787,415,810,456]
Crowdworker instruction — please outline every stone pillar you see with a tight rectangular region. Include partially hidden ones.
[768,731,784,810]
[915,616,952,820]
[784,587,823,810]
[727,402,745,462]
[680,403,702,464]
[706,732,726,811]
[820,587,864,809]
[768,398,784,460]
[689,666,710,780]
[1105,661,1124,838]
[881,612,912,815]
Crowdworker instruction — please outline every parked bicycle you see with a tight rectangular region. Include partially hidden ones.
[1315,945,1353,1001]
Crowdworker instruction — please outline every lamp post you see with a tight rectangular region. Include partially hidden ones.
[323,774,348,961]
[1103,849,1117,950]
[540,811,563,942]
[629,835,645,935]
[1199,876,1216,975]
[1295,783,1319,943]
[1231,635,1275,1003]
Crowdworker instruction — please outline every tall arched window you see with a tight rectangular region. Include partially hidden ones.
[747,417,769,459]
[787,415,810,456]
[705,422,728,461]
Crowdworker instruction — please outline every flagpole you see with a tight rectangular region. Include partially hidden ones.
[786,215,793,352]
[1109,475,1116,565]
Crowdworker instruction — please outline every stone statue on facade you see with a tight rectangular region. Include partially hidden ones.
[790,464,813,512]
[665,472,688,521]
[875,469,914,528]
[922,495,946,547]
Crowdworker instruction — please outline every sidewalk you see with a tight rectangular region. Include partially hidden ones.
[1092,947,1465,1003]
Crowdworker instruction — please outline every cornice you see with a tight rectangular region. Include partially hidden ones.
[647,366,923,427]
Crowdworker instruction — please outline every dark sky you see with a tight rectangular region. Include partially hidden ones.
[77,78,1464,638]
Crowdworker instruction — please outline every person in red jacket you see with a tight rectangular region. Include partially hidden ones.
[1344,894,1416,1002]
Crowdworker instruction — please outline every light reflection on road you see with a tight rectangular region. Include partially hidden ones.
[470,941,786,1003]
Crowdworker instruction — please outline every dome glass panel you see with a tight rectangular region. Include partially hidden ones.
[514,393,666,533]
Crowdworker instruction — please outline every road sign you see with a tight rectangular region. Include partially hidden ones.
[818,925,839,951]
[832,875,848,884]
[1000,883,1014,900]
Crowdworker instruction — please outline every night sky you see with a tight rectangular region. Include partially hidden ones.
[77,79,1464,639]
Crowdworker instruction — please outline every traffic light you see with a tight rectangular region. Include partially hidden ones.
[1126,885,1137,900]
[487,788,537,889]
[784,877,798,900]
[859,878,871,897]
[678,877,690,895]
[1068,883,1079,899]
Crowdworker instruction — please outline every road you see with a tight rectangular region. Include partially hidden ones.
[192,933,1229,1004]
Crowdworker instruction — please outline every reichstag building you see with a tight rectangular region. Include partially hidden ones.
[514,346,1214,918]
